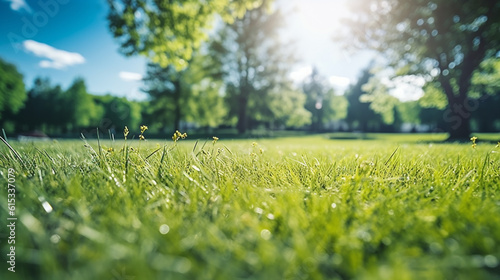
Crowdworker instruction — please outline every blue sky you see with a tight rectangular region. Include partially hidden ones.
[0,0,378,101]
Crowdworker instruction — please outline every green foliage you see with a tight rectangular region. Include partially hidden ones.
[396,101,421,124]
[472,58,500,96]
[64,78,101,129]
[302,68,345,131]
[107,0,268,70]
[345,66,384,131]
[361,76,400,125]
[142,63,186,131]
[0,58,26,119]
[1,135,500,279]
[183,54,227,128]
[208,2,299,133]
[17,78,67,133]
[268,89,311,128]
[419,83,448,110]
[142,52,227,131]
[342,0,500,139]
[93,94,142,132]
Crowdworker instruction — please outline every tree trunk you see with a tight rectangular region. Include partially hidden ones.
[439,75,472,141]
[236,95,248,134]
[447,114,471,141]
[442,95,472,141]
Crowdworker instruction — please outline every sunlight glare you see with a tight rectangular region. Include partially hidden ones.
[294,0,350,34]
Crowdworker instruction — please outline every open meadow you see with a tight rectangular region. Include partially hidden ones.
[1,133,500,279]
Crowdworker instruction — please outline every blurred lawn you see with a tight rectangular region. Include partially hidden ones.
[1,133,499,279]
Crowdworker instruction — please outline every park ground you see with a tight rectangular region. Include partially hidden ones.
[1,133,500,279]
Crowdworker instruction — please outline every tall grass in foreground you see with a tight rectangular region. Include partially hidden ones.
[1,134,500,280]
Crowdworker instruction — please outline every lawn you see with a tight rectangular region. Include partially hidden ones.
[1,133,500,279]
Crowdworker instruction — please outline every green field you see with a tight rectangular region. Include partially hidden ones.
[1,133,500,279]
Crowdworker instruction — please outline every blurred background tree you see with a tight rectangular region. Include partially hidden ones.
[64,78,102,132]
[341,0,500,140]
[344,66,383,132]
[209,1,300,133]
[107,0,266,70]
[142,63,187,132]
[302,68,347,131]
[17,78,65,133]
[0,58,26,131]
[93,94,142,135]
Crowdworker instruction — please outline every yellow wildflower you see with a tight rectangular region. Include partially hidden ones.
[140,125,148,134]
[108,147,114,153]
[470,136,477,149]
[139,134,145,141]
[213,136,219,144]
[124,126,129,139]
[252,142,258,147]
[172,130,187,142]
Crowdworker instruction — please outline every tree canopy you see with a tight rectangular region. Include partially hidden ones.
[107,0,269,69]
[0,58,26,120]
[341,0,500,139]
[209,1,301,133]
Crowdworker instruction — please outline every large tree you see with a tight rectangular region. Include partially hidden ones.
[142,53,226,131]
[142,63,186,131]
[302,68,347,132]
[107,0,267,69]
[345,67,384,132]
[64,78,101,132]
[18,78,66,133]
[209,2,298,133]
[0,58,26,121]
[342,0,500,140]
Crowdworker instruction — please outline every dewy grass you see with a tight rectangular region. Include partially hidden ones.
[0,133,500,280]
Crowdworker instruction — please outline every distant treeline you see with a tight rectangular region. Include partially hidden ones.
[1,56,500,138]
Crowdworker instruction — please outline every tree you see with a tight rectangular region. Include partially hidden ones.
[93,94,142,135]
[345,67,383,132]
[302,68,346,131]
[267,89,311,129]
[142,63,186,131]
[63,78,101,132]
[142,52,226,131]
[107,0,266,69]
[0,58,26,121]
[209,2,297,133]
[17,77,65,133]
[342,0,500,140]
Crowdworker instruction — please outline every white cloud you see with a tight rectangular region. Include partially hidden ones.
[290,66,313,83]
[119,71,143,81]
[328,76,351,88]
[5,0,32,13]
[23,40,85,69]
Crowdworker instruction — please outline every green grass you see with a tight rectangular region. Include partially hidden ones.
[1,134,500,279]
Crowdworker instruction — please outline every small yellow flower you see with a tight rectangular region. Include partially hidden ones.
[252,142,258,147]
[172,130,187,142]
[124,126,129,138]
[470,136,477,149]
[212,136,219,144]
[108,147,114,153]
[139,134,145,141]
[259,148,263,154]
[140,125,148,134]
